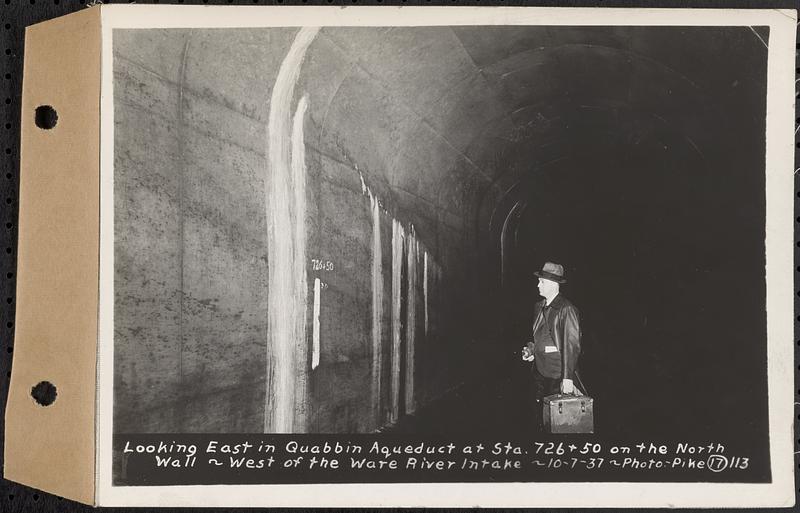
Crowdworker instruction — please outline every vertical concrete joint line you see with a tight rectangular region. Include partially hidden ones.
[176,32,193,414]
[265,27,319,433]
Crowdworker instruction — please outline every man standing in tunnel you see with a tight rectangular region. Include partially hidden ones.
[521,262,583,430]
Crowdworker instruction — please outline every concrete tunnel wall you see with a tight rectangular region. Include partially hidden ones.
[113,27,505,433]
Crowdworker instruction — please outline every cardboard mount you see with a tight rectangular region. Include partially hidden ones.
[4,7,101,506]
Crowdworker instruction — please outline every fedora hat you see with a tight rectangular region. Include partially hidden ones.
[534,261,566,283]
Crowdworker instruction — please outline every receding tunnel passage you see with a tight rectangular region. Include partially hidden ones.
[112,25,769,445]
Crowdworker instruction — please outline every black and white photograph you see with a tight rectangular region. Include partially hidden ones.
[94,5,795,507]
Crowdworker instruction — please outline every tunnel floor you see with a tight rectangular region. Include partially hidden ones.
[379,370,538,437]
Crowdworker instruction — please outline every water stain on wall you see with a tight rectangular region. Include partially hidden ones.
[264,27,319,433]
[369,192,383,428]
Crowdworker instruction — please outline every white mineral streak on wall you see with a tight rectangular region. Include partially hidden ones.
[356,173,442,424]
[312,277,321,370]
[423,251,429,336]
[500,202,523,289]
[358,174,385,427]
[265,27,319,433]
[370,193,383,428]
[359,171,367,195]
[390,219,404,424]
[291,94,310,430]
[404,228,418,415]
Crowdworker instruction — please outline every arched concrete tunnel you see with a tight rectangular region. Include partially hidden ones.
[113,25,769,440]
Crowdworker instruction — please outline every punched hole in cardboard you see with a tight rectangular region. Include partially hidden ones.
[34,105,57,130]
[31,381,57,406]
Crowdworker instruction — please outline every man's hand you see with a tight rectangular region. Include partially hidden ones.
[560,378,574,394]
[521,346,535,362]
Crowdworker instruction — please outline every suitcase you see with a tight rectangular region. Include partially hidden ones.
[543,393,594,434]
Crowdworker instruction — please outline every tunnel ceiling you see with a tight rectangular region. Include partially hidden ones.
[293,25,767,251]
[160,25,767,258]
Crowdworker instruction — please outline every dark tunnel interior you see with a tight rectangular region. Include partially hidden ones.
[112,24,769,451]
[495,99,767,439]
[438,26,768,441]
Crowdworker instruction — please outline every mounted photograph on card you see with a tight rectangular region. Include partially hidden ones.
[102,7,794,504]
[7,4,792,509]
